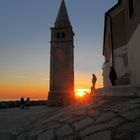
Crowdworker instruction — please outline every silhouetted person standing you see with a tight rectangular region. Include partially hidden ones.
[109,66,117,86]
[20,97,25,109]
[91,73,97,93]
[25,97,30,110]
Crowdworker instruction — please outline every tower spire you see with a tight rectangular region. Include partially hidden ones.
[55,0,71,27]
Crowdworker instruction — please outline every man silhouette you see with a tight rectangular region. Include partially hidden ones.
[91,73,97,94]
[109,66,117,86]
[20,97,25,109]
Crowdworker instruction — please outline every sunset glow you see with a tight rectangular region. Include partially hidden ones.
[75,89,90,98]
[0,75,49,101]
[0,73,103,101]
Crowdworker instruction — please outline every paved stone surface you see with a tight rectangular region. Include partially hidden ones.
[0,106,60,140]
[1,95,140,140]
[82,131,111,140]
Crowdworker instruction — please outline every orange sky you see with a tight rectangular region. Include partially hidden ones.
[0,71,103,100]
[0,73,49,100]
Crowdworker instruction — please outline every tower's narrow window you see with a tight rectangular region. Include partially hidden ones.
[57,32,60,38]
[129,0,134,18]
[61,32,65,38]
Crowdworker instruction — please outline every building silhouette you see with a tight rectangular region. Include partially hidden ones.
[103,0,140,87]
[48,0,75,106]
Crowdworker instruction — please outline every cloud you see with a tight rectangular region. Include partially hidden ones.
[40,78,49,81]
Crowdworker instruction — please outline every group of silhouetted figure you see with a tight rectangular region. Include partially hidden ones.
[20,97,30,109]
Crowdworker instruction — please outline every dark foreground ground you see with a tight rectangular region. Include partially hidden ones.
[0,95,140,140]
[0,100,47,109]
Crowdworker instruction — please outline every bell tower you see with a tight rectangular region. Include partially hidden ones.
[48,0,75,106]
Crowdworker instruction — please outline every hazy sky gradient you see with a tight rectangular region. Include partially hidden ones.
[0,0,117,100]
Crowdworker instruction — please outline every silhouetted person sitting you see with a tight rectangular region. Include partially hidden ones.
[91,73,97,94]
[25,97,30,110]
[109,66,117,86]
[20,97,25,109]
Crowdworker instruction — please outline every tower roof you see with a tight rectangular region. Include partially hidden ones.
[55,0,71,27]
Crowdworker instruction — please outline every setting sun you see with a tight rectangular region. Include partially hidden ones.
[75,89,90,98]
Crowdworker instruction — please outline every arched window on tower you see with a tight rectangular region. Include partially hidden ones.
[56,32,65,39]
[57,32,61,39]
[61,32,65,38]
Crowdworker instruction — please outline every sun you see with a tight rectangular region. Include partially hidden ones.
[75,91,86,98]
[74,88,90,98]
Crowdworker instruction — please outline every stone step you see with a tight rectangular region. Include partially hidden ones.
[96,84,140,97]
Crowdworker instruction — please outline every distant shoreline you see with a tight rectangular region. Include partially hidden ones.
[0,100,47,109]
[0,98,48,102]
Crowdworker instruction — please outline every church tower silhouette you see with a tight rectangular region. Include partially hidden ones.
[48,0,75,106]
